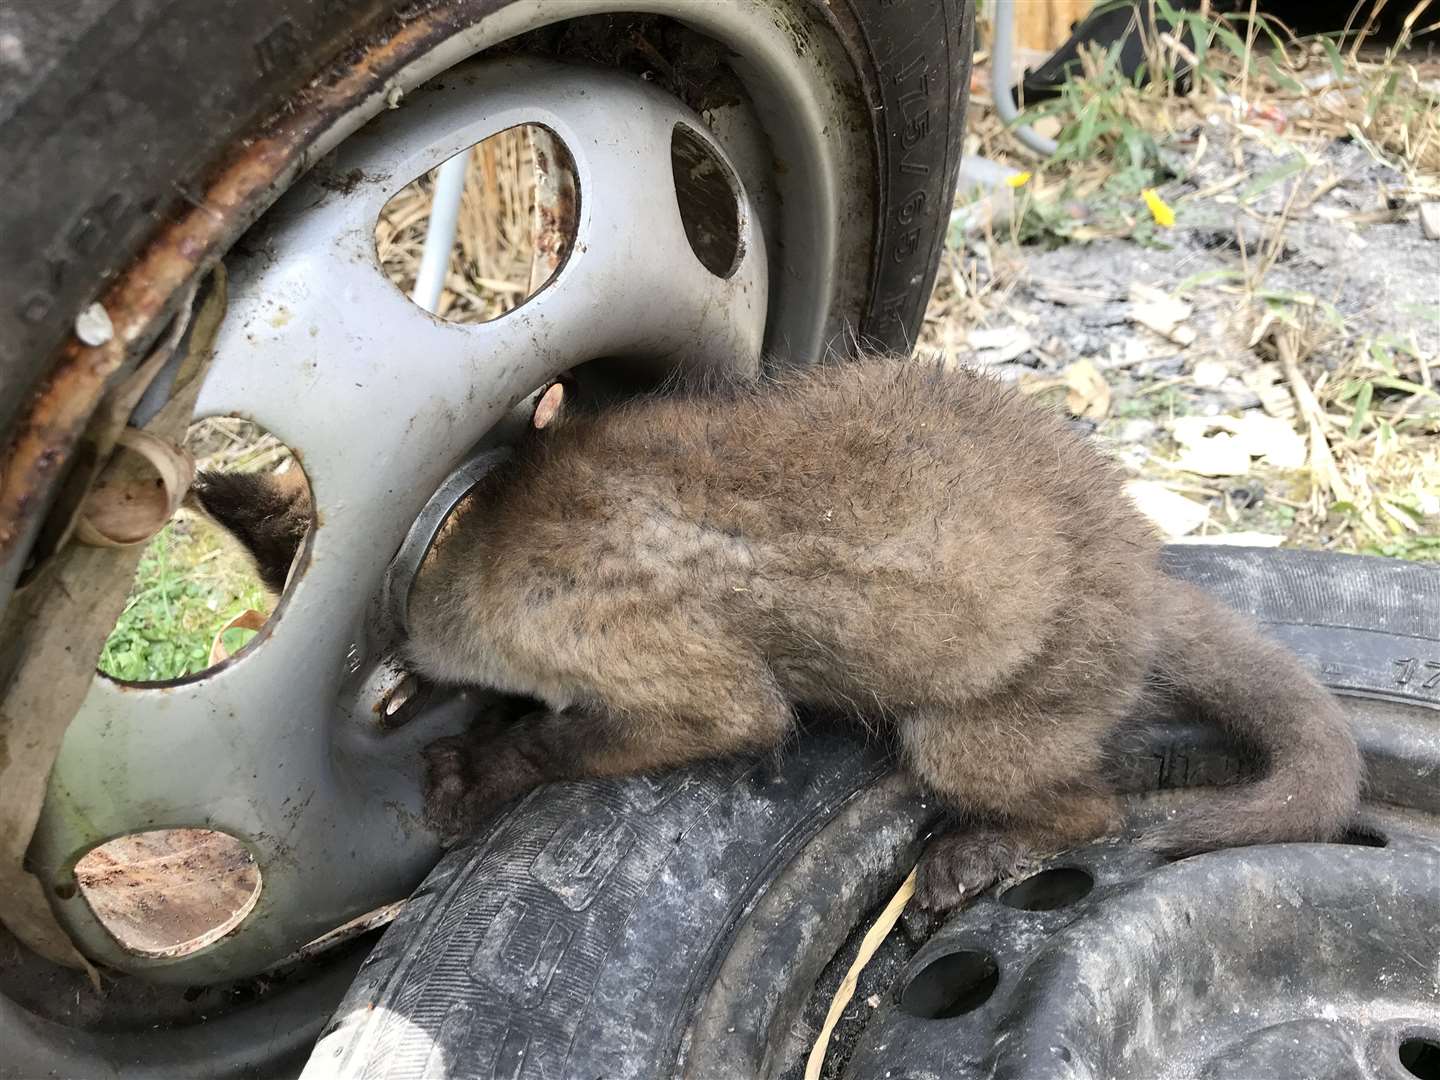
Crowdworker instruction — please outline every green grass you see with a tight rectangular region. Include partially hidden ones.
[1363,535,1440,562]
[1111,386,1193,421]
[99,518,268,683]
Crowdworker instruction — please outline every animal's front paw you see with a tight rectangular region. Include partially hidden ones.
[915,829,1034,911]
[422,734,497,846]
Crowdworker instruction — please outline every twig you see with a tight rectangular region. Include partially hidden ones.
[805,869,916,1080]
[1277,328,1354,508]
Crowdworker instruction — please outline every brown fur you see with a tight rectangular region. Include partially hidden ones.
[187,466,311,594]
[197,357,1363,908]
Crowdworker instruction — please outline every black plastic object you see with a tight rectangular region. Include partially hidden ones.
[1015,0,1200,106]
[302,547,1439,1079]
[1014,0,1438,108]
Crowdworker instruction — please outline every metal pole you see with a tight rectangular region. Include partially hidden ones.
[990,0,1059,157]
[412,150,470,314]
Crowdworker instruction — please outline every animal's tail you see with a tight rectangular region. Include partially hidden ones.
[188,468,313,595]
[1139,581,1363,854]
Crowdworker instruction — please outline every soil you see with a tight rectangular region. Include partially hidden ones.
[74,829,260,957]
[930,128,1440,555]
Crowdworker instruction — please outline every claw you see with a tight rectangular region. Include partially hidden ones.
[917,830,1034,911]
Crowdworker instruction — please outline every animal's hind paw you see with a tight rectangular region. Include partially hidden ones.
[421,734,492,846]
[915,829,1035,911]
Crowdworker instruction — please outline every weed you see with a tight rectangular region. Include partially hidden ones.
[1364,534,1440,561]
[99,519,269,683]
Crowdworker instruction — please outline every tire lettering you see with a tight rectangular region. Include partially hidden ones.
[897,190,926,225]
[891,51,934,176]
[1392,658,1440,689]
[892,227,921,262]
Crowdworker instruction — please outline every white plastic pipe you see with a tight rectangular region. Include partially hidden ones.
[412,151,469,314]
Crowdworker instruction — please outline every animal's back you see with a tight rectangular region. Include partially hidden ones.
[479,358,1161,711]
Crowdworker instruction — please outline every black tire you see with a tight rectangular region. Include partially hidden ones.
[0,0,972,442]
[301,547,1440,1079]
[0,5,974,1077]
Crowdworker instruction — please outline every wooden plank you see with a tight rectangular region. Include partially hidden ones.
[1014,0,1095,53]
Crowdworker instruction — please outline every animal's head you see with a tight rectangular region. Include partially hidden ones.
[189,379,565,595]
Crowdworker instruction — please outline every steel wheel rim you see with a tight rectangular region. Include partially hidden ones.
[20,4,879,994]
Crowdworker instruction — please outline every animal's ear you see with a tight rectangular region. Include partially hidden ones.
[530,380,566,430]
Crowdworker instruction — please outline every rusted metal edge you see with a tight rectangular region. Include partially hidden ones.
[0,0,487,577]
[0,0,895,583]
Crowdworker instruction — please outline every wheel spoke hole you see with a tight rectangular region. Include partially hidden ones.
[98,418,311,684]
[1401,1037,1440,1080]
[899,949,999,1019]
[1338,826,1388,847]
[671,123,743,278]
[1000,866,1094,911]
[375,124,578,323]
[72,829,261,958]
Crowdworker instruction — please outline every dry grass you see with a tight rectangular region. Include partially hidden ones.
[922,2,1439,559]
[374,127,541,323]
[365,9,1437,560]
[1283,319,1439,556]
[963,1,1440,176]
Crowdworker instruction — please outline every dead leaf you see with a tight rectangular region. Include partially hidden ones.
[1063,359,1111,420]
[967,325,1034,364]
[1175,435,1252,477]
[1241,363,1295,419]
[1191,359,1229,389]
[1105,336,1165,369]
[1421,203,1440,241]
[1170,413,1306,476]
[1171,416,1250,477]
[1030,279,1120,306]
[1031,116,1062,140]
[1231,411,1307,469]
[1125,480,1210,538]
[1128,283,1197,347]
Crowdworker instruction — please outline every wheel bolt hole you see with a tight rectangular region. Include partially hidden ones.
[899,949,999,1019]
[670,123,743,278]
[1400,1037,1440,1080]
[376,124,577,323]
[98,418,310,685]
[1000,866,1094,911]
[75,829,261,958]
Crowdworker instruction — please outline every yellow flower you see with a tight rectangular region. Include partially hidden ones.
[1005,171,1033,189]
[1142,187,1175,228]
